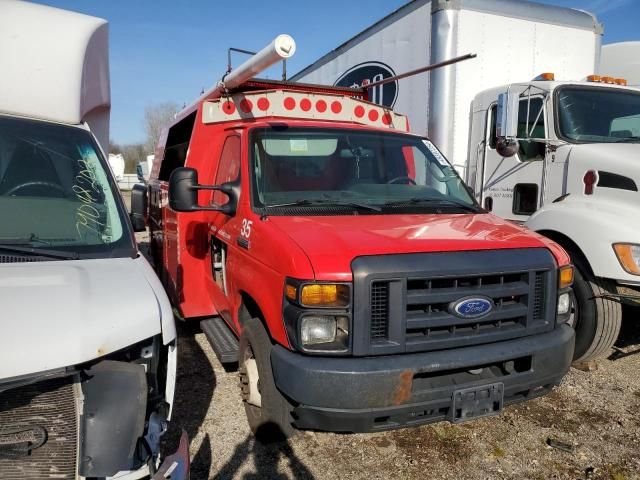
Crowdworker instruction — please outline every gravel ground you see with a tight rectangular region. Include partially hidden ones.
[125,194,640,480]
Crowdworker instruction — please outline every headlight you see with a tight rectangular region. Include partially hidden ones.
[613,243,640,275]
[557,292,571,316]
[300,315,349,350]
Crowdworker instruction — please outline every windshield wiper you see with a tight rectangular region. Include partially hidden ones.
[0,243,80,260]
[383,198,482,212]
[265,199,381,212]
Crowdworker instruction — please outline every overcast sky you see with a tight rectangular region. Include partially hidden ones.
[33,0,640,147]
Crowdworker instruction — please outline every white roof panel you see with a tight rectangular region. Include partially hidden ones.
[0,0,110,127]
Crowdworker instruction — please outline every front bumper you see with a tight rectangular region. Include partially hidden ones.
[271,325,574,432]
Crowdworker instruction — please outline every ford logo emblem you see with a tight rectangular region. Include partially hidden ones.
[450,297,494,319]
[334,61,398,107]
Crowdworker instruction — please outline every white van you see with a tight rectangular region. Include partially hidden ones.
[0,2,187,478]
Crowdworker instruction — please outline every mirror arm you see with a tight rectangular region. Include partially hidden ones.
[186,182,237,214]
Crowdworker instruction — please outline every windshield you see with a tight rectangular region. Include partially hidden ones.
[0,115,134,258]
[557,86,640,143]
[251,127,477,214]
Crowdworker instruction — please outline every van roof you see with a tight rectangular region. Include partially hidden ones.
[0,0,110,148]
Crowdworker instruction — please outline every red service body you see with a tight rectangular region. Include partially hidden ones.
[144,73,575,438]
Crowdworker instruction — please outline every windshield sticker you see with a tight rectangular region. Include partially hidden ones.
[289,139,308,152]
[423,140,449,166]
[73,158,110,241]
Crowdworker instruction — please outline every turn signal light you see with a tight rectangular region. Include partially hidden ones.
[615,78,628,86]
[301,284,350,307]
[613,244,640,275]
[559,265,574,289]
[586,74,601,82]
[536,72,555,81]
[602,76,615,84]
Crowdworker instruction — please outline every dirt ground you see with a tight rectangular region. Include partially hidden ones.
[124,194,640,480]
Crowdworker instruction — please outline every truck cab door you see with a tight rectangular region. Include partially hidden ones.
[206,134,242,327]
[481,97,547,222]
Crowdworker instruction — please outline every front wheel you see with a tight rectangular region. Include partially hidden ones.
[571,261,622,363]
[238,317,296,442]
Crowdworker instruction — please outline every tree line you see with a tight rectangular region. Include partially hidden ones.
[110,102,180,173]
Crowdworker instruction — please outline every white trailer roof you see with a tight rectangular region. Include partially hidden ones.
[600,42,640,87]
[292,0,601,80]
[0,0,110,147]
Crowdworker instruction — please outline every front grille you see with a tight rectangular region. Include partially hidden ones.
[0,377,78,479]
[352,249,557,356]
[370,281,389,340]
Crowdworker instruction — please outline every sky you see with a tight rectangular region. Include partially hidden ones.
[33,0,640,147]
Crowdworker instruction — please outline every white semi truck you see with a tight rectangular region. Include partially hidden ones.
[0,2,188,478]
[292,0,640,362]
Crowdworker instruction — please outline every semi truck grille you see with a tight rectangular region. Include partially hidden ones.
[0,377,78,479]
[352,249,557,356]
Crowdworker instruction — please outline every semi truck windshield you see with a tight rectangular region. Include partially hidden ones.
[251,128,476,213]
[557,86,640,143]
[0,115,134,258]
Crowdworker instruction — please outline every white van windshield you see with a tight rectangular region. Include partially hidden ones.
[0,115,134,258]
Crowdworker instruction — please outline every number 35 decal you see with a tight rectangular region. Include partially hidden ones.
[240,219,253,238]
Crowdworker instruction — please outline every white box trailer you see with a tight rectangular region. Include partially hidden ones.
[292,0,601,175]
[601,41,640,87]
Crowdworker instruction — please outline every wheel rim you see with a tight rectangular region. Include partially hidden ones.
[240,345,262,408]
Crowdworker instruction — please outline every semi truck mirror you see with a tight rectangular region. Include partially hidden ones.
[496,92,519,140]
[496,138,519,158]
[168,167,237,215]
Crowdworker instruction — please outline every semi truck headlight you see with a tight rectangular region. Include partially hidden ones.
[557,292,571,316]
[300,315,349,349]
[613,243,640,275]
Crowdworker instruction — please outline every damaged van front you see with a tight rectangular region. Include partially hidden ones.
[0,2,187,478]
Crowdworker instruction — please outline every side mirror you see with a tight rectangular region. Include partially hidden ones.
[168,167,238,215]
[130,184,147,232]
[496,137,519,158]
[496,92,519,139]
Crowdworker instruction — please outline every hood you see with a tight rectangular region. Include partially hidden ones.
[0,256,164,380]
[269,213,559,280]
[564,143,640,197]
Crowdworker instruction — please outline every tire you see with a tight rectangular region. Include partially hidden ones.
[571,258,622,363]
[238,317,296,442]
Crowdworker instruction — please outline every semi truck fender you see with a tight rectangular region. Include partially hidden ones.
[526,198,640,283]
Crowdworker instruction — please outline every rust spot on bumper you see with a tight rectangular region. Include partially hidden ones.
[392,369,413,405]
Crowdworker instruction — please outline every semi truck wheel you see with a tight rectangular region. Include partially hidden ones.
[571,261,622,363]
[238,317,296,442]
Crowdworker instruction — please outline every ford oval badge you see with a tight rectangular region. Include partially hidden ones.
[450,297,494,319]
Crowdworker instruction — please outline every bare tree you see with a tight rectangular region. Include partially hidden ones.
[143,102,180,154]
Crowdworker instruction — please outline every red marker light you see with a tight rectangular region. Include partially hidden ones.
[583,170,597,195]
[284,97,296,110]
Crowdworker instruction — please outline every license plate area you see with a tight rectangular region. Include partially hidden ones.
[451,382,504,423]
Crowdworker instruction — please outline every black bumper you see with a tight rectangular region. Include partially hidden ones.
[271,325,574,432]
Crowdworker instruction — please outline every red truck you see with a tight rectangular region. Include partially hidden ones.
[136,36,576,440]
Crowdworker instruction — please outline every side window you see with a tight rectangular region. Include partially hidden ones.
[213,135,241,205]
[158,111,196,181]
[517,98,545,162]
[488,105,497,149]
[512,183,538,215]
